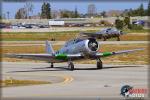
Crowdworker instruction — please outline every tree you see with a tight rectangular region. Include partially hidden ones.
[61,12,69,18]
[41,2,51,19]
[101,11,106,17]
[126,3,147,16]
[46,3,51,19]
[138,4,145,16]
[74,7,79,18]
[24,2,34,18]
[41,2,46,18]
[147,0,150,16]
[60,10,75,18]
[115,19,124,30]
[15,8,27,19]
[124,16,130,28]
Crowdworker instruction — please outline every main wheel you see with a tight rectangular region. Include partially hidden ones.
[68,62,74,71]
[103,37,107,41]
[117,37,120,41]
[97,59,103,69]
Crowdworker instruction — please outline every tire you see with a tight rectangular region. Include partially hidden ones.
[97,60,103,69]
[103,37,107,41]
[68,62,74,71]
[117,37,120,41]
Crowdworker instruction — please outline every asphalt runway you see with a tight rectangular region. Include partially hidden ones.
[1,62,148,99]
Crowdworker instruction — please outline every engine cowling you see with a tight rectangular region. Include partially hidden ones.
[85,38,99,54]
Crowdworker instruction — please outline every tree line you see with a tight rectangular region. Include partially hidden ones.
[14,1,150,19]
[115,16,145,30]
[123,2,150,17]
[40,2,79,18]
[15,2,79,19]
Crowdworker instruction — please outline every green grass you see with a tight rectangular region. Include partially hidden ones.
[0,79,51,87]
[1,29,149,41]
[123,29,150,33]
[0,30,98,41]
[0,31,79,34]
[1,28,149,34]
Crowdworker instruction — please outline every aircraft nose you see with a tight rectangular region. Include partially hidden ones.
[120,31,124,35]
[88,39,99,51]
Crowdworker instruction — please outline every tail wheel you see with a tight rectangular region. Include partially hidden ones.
[97,59,103,69]
[68,62,74,71]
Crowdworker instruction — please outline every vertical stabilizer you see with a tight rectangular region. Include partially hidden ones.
[45,40,55,54]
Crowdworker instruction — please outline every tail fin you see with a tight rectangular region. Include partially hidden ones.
[45,40,55,54]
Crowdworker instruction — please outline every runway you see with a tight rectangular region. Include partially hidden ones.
[1,62,148,99]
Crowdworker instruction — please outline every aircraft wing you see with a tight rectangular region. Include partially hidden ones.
[80,32,103,38]
[5,53,55,61]
[96,48,144,57]
[4,53,83,63]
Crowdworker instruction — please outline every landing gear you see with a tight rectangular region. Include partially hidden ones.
[97,59,103,69]
[117,36,120,41]
[103,37,107,41]
[68,61,74,71]
[50,63,54,68]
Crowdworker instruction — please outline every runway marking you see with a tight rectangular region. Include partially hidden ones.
[60,75,74,85]
[3,74,74,86]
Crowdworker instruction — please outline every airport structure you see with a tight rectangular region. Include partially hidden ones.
[2,16,148,26]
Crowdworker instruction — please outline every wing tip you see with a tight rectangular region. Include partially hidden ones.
[134,48,145,51]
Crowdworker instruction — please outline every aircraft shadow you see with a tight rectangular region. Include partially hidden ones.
[7,66,69,73]
[7,65,144,73]
[74,65,143,70]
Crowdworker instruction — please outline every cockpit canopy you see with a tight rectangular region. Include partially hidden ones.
[64,38,84,47]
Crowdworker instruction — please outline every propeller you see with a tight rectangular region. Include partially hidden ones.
[88,39,99,51]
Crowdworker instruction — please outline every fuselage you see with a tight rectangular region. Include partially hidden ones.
[55,38,99,57]
[97,28,124,39]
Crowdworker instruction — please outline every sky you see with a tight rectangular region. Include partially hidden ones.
[1,1,149,19]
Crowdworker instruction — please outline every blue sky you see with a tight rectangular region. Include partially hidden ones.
[2,1,149,18]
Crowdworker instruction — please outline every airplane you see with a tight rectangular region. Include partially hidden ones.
[5,37,144,71]
[81,28,125,41]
